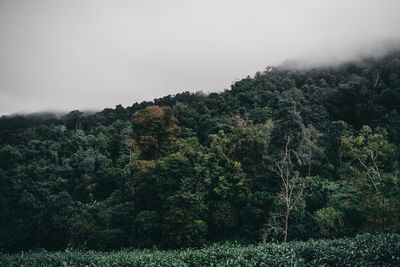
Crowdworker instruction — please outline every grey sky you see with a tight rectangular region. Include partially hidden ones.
[1,0,400,115]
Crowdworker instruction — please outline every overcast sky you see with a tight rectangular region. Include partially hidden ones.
[1,0,400,115]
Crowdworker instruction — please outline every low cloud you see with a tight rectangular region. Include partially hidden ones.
[1,0,400,115]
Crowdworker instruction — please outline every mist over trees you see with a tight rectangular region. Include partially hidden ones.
[1,51,400,252]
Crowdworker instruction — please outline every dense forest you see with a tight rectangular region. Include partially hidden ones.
[1,51,400,252]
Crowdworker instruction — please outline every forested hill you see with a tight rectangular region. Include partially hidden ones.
[1,51,400,252]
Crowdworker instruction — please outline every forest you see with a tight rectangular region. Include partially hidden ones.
[1,51,400,253]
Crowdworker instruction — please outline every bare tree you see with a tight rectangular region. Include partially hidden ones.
[266,136,311,242]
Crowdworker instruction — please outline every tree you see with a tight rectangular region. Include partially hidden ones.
[131,210,161,248]
[340,126,399,230]
[265,137,311,242]
[299,124,323,176]
[226,116,273,182]
[207,130,251,235]
[340,126,395,195]
[315,207,344,237]
[131,106,181,160]
[64,110,83,130]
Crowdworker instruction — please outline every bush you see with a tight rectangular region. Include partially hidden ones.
[0,233,399,266]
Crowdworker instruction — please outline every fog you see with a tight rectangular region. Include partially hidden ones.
[1,0,400,115]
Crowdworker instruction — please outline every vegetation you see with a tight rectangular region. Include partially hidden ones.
[1,51,400,253]
[1,234,399,266]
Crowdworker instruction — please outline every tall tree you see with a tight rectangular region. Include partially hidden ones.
[131,106,181,160]
[340,126,400,230]
[266,137,311,242]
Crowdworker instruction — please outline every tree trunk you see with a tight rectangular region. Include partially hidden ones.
[284,208,289,242]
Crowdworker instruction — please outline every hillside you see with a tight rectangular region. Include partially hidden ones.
[1,51,400,252]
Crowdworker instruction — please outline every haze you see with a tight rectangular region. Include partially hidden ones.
[1,0,400,115]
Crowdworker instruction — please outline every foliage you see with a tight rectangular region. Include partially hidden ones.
[340,126,400,231]
[315,207,344,237]
[131,106,181,160]
[1,50,400,252]
[0,234,399,266]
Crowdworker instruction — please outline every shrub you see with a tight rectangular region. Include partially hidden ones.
[0,233,399,266]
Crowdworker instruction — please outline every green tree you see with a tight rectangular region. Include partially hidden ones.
[207,131,251,235]
[131,106,181,160]
[340,126,400,230]
[315,207,344,237]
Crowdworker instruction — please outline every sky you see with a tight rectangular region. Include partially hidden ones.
[1,0,400,116]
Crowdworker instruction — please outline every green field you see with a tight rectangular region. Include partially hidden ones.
[1,233,399,266]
